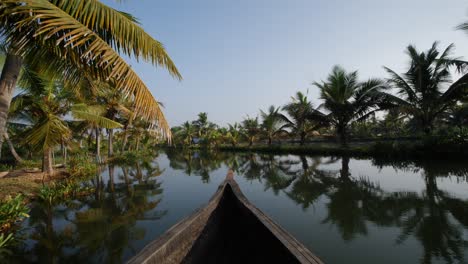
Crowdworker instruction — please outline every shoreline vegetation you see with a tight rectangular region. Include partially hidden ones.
[166,136,468,160]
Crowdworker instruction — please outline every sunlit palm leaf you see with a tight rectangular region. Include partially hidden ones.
[23,114,71,150]
[71,103,123,129]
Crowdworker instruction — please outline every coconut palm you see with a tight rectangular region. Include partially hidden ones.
[384,42,468,134]
[192,112,209,138]
[242,116,260,146]
[9,72,121,174]
[260,105,286,145]
[314,66,389,145]
[174,121,197,147]
[205,129,223,148]
[281,91,326,145]
[226,123,242,147]
[0,0,182,158]
[86,82,133,158]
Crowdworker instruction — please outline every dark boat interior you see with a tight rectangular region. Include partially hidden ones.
[182,184,300,264]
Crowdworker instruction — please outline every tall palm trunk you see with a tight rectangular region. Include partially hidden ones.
[135,134,141,152]
[4,132,23,163]
[121,125,129,152]
[61,140,67,165]
[95,128,101,162]
[42,147,54,175]
[0,54,23,158]
[337,123,348,147]
[107,129,114,158]
[299,131,306,145]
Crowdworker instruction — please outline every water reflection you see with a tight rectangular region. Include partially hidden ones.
[13,160,167,263]
[9,150,468,264]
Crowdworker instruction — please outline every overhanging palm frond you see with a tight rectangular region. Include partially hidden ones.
[71,104,123,129]
[384,67,417,103]
[50,0,181,78]
[0,0,179,140]
[23,114,71,150]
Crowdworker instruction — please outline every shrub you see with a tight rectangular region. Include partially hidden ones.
[68,154,97,178]
[0,195,29,255]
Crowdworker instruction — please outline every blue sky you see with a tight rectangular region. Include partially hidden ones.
[103,0,468,127]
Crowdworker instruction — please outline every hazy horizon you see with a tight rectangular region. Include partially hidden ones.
[103,0,468,127]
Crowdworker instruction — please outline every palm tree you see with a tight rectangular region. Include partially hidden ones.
[281,91,325,145]
[174,121,196,147]
[87,83,133,158]
[205,128,223,148]
[226,123,242,147]
[384,42,468,134]
[314,66,388,145]
[193,112,209,138]
[9,72,120,174]
[0,0,181,158]
[242,116,260,146]
[260,105,285,145]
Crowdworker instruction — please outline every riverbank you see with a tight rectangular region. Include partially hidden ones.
[217,140,468,159]
[0,169,69,200]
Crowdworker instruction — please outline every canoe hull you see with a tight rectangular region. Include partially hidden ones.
[127,177,323,264]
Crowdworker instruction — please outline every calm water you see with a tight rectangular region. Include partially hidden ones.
[9,149,468,264]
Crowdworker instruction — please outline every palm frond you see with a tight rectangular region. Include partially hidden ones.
[71,104,123,129]
[1,0,178,140]
[23,114,71,150]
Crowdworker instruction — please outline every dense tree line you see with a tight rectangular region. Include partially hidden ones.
[172,43,468,148]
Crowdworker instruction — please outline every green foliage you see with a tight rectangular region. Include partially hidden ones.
[314,66,389,145]
[68,154,97,178]
[385,42,468,134]
[0,233,14,256]
[0,195,29,255]
[0,164,12,172]
[281,91,325,144]
[112,149,158,165]
[423,127,468,147]
[15,160,41,170]
[37,181,94,206]
[0,195,29,231]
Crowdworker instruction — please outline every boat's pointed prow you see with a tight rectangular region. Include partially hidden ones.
[225,169,234,181]
[127,168,323,264]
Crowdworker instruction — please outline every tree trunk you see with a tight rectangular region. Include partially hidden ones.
[95,128,101,162]
[338,124,348,147]
[61,140,67,165]
[0,54,23,159]
[87,130,93,149]
[249,137,253,147]
[135,135,140,152]
[268,136,272,145]
[300,132,306,145]
[4,132,23,163]
[42,147,54,175]
[107,129,114,158]
[121,125,129,152]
